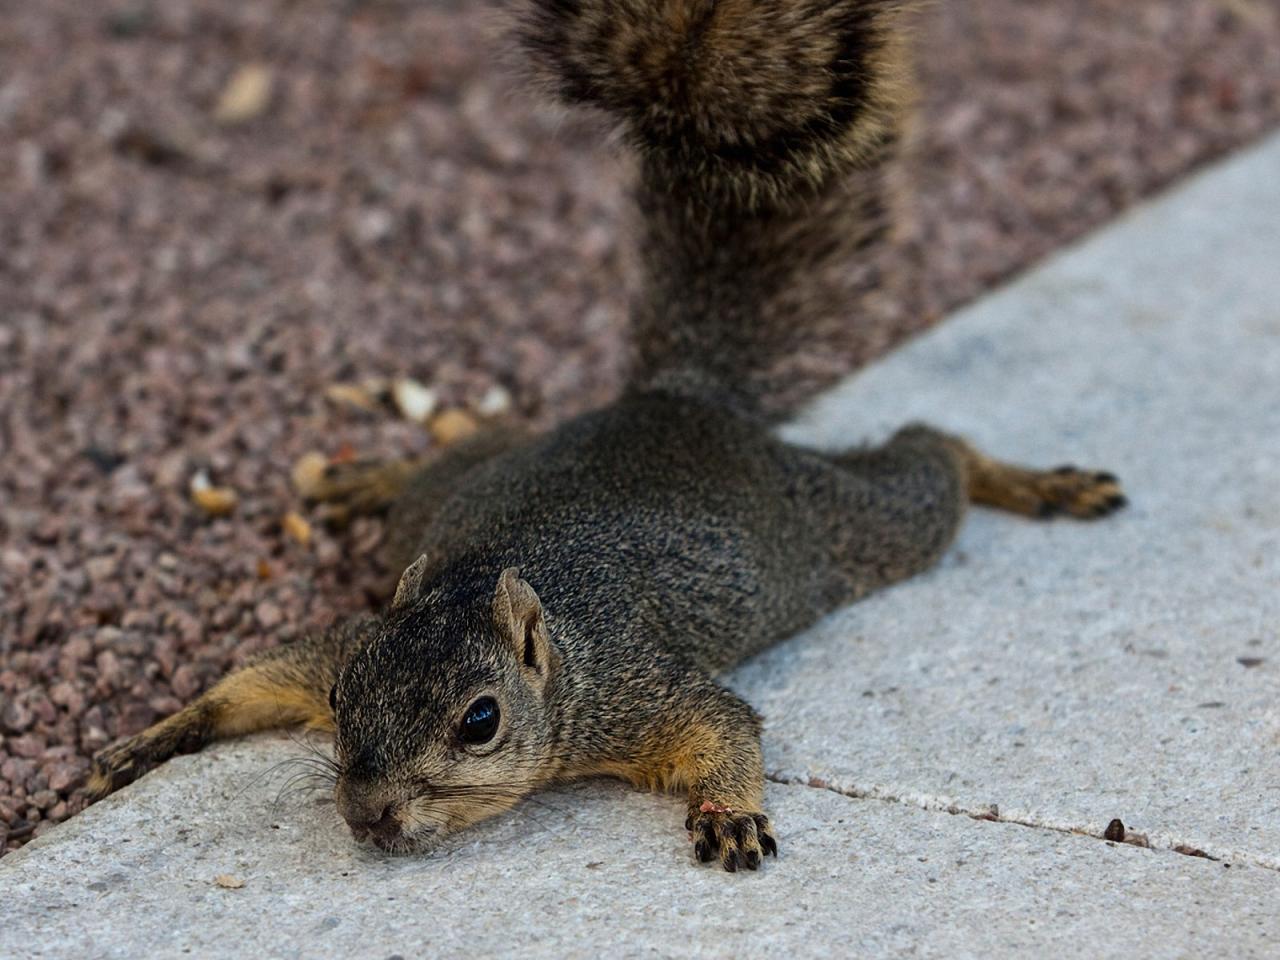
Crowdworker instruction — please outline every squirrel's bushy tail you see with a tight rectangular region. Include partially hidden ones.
[520,0,919,418]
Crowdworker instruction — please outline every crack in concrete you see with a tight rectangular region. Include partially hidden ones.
[765,771,1280,873]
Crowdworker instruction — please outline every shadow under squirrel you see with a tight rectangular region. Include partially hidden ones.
[87,0,1126,871]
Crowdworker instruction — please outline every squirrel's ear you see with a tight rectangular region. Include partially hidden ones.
[492,567,559,683]
[392,554,431,609]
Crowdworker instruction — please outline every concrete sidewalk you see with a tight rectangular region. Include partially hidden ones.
[5,132,1279,958]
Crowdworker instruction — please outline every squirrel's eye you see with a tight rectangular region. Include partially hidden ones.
[459,697,500,745]
[328,684,338,712]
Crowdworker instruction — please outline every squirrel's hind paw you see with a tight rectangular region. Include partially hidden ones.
[967,456,1127,521]
[686,808,777,872]
[291,454,423,525]
[1035,467,1128,520]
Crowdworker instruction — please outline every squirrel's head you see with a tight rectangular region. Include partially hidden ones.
[330,563,563,854]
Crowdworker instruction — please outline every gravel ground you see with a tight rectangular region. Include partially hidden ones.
[2,0,1278,853]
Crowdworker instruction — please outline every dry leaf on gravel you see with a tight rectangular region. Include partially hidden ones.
[324,383,380,413]
[213,874,246,889]
[291,452,329,500]
[214,64,273,124]
[392,377,438,423]
[282,511,312,546]
[429,409,480,446]
[476,384,513,418]
[189,471,238,517]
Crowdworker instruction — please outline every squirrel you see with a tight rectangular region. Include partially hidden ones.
[85,0,1126,872]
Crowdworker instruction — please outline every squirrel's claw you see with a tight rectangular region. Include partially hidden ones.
[688,808,776,872]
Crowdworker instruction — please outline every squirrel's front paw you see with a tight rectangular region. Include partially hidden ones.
[85,722,204,802]
[85,737,152,801]
[685,802,777,872]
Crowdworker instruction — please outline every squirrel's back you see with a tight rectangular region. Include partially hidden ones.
[519,0,919,417]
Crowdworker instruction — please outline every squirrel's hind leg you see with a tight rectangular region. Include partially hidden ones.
[964,446,1126,519]
[820,424,1127,596]
[814,427,971,595]
[293,425,531,583]
[294,455,429,524]
[294,425,530,525]
[85,616,375,802]
[875,425,1128,520]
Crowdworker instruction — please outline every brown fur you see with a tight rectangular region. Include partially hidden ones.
[89,2,1125,873]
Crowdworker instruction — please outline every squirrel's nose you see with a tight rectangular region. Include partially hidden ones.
[343,803,402,843]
